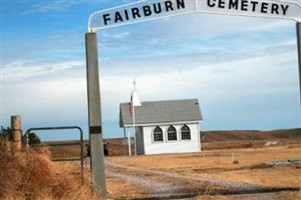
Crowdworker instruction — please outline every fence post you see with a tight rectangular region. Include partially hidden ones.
[11,115,22,151]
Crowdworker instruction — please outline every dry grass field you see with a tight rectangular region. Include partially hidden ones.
[1,129,300,199]
[108,146,300,186]
[105,145,301,199]
[102,129,301,199]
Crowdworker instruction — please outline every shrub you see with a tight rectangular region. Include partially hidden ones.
[0,127,12,140]
[22,132,41,145]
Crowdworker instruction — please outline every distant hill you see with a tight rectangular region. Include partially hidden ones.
[202,128,301,143]
[45,128,301,157]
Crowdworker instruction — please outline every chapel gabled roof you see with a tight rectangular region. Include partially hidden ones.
[119,99,203,128]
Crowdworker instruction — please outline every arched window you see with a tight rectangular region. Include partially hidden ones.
[153,126,163,142]
[181,125,191,140]
[167,125,177,141]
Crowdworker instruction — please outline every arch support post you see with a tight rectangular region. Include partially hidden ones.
[85,32,107,198]
[297,22,301,107]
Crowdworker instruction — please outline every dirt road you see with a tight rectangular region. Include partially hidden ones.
[105,160,278,199]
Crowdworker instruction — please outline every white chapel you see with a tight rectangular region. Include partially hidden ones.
[119,82,203,155]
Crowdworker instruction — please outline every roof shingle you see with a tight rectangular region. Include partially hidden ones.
[119,99,203,127]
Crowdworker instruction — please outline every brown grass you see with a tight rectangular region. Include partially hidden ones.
[105,145,301,199]
[107,176,150,199]
[0,138,100,200]
[107,145,301,189]
[21,128,300,199]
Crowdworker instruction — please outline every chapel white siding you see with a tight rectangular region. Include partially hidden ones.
[136,123,201,155]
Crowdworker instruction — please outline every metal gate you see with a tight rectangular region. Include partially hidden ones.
[24,126,84,183]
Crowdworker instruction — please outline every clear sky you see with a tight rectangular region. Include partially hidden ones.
[1,0,301,140]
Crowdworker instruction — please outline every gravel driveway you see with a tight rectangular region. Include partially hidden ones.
[105,160,269,199]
